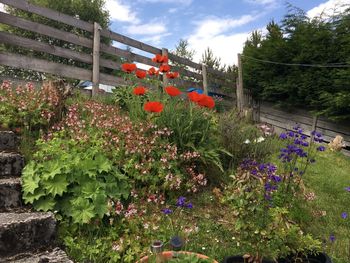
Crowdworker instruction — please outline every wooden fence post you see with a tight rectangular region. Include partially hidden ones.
[236,53,244,112]
[92,22,102,97]
[162,48,169,89]
[201,64,208,95]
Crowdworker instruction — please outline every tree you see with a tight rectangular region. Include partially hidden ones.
[200,47,223,71]
[241,4,350,121]
[1,0,110,81]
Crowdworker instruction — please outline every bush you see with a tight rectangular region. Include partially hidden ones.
[218,110,277,170]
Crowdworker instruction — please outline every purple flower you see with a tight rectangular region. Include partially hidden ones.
[279,133,288,139]
[186,203,193,209]
[176,196,186,207]
[317,146,326,152]
[329,234,336,243]
[287,131,295,137]
[162,208,173,215]
[341,212,347,219]
[301,141,309,147]
[345,186,350,192]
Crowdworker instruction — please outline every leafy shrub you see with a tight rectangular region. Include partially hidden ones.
[218,110,277,170]
[0,81,61,131]
[223,160,321,262]
[22,136,130,224]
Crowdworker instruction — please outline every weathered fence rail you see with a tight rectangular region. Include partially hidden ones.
[0,0,236,98]
[256,102,350,149]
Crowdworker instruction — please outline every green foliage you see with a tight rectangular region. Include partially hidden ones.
[242,6,350,121]
[166,253,215,263]
[224,165,321,262]
[218,110,277,170]
[22,135,130,224]
[155,97,226,174]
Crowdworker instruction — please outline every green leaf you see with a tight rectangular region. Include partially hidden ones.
[81,181,102,199]
[95,154,112,173]
[33,195,55,211]
[70,197,95,224]
[42,174,69,197]
[22,162,40,194]
[43,161,62,180]
[23,188,46,204]
[93,193,108,218]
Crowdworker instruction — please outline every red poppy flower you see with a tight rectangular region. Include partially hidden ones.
[144,101,164,113]
[147,67,159,76]
[135,70,147,79]
[166,72,179,79]
[165,86,181,97]
[187,91,204,102]
[152,54,168,64]
[133,86,147,95]
[198,95,215,109]
[159,64,171,73]
[121,63,137,73]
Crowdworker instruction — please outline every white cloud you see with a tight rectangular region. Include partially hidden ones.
[188,31,250,66]
[193,15,256,39]
[307,0,350,18]
[141,32,172,46]
[105,0,140,23]
[187,15,258,66]
[125,21,167,35]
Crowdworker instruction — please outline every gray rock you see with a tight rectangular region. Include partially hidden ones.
[0,132,18,151]
[0,247,73,263]
[0,212,56,257]
[0,178,22,211]
[0,152,24,177]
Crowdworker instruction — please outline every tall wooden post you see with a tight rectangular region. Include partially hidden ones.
[92,22,101,97]
[162,48,169,89]
[202,64,208,95]
[236,53,244,112]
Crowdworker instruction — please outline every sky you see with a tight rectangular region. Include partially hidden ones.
[1,0,349,66]
[104,0,350,66]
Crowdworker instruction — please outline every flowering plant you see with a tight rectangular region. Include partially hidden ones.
[224,159,321,262]
[160,196,194,249]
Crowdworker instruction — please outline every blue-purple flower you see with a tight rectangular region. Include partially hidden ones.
[341,212,348,219]
[176,196,186,207]
[317,146,326,152]
[279,133,288,139]
[345,186,350,192]
[162,208,173,215]
[329,234,336,243]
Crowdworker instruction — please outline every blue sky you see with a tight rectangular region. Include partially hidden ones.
[1,0,348,66]
[104,0,349,66]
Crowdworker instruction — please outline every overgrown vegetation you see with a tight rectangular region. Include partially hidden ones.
[242,5,350,121]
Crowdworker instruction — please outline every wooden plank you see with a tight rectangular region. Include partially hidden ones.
[100,43,158,67]
[92,22,101,96]
[260,104,313,125]
[0,31,92,64]
[260,101,312,119]
[100,29,161,55]
[202,64,208,95]
[317,119,350,136]
[0,51,92,81]
[162,48,169,88]
[168,53,202,71]
[0,0,93,32]
[260,113,313,133]
[169,65,203,80]
[100,73,127,87]
[0,11,93,49]
[236,53,244,111]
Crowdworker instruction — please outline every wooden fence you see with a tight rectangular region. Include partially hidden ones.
[253,101,350,153]
[0,0,236,99]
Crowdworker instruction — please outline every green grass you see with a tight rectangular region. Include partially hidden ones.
[303,150,350,263]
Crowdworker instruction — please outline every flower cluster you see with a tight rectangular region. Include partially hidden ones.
[187,91,215,109]
[0,81,60,130]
